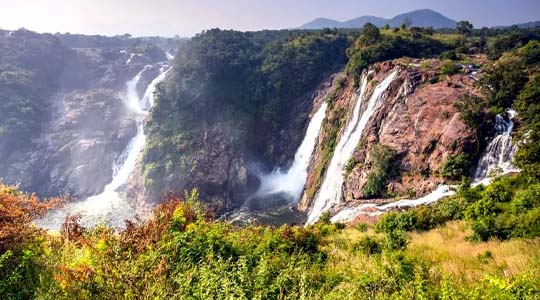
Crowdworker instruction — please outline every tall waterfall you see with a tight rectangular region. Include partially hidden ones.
[473,109,519,186]
[307,70,398,225]
[38,64,171,230]
[251,102,328,204]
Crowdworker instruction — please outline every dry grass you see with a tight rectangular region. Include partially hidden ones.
[321,221,540,287]
[407,221,540,283]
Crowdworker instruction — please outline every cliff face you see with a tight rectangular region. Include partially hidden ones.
[142,29,349,213]
[0,29,172,200]
[301,58,480,213]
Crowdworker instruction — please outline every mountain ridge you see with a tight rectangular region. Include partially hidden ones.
[300,9,457,29]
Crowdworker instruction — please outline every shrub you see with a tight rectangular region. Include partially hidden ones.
[362,144,398,198]
[453,93,487,129]
[440,154,472,181]
[353,236,382,255]
[440,60,459,75]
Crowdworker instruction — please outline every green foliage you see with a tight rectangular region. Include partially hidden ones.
[456,20,474,35]
[0,182,539,299]
[518,40,540,65]
[453,92,487,128]
[362,144,399,198]
[487,32,529,60]
[381,174,540,242]
[440,154,472,181]
[353,236,382,255]
[439,50,458,60]
[0,30,68,162]
[440,60,459,75]
[346,28,447,84]
[514,75,540,180]
[359,23,381,45]
[478,55,528,110]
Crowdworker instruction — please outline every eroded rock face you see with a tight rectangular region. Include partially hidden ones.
[301,59,479,211]
[0,31,167,200]
[32,89,138,199]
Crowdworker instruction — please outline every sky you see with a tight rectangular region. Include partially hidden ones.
[1,0,539,37]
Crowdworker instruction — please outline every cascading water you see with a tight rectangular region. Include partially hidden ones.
[326,108,520,225]
[330,184,456,223]
[251,102,328,203]
[306,70,398,225]
[473,109,519,186]
[37,64,172,230]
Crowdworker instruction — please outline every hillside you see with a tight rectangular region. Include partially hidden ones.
[300,9,457,29]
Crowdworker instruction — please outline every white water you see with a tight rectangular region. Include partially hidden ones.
[329,110,520,224]
[307,70,398,225]
[330,184,456,223]
[252,102,328,203]
[37,64,171,230]
[473,109,519,186]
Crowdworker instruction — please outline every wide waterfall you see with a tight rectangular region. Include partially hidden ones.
[251,101,328,205]
[473,109,519,186]
[37,64,171,230]
[307,70,398,225]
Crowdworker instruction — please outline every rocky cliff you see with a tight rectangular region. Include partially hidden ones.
[0,29,175,200]
[301,58,482,218]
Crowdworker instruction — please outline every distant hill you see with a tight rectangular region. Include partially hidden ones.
[494,20,540,29]
[299,9,457,30]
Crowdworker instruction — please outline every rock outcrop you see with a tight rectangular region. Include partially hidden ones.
[301,58,481,215]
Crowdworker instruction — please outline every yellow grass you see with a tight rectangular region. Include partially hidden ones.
[321,221,540,286]
[407,221,540,283]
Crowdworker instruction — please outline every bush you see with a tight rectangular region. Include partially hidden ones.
[353,236,382,255]
[440,154,472,181]
[439,50,458,60]
[440,60,459,75]
[478,55,527,110]
[453,93,487,129]
[362,144,399,198]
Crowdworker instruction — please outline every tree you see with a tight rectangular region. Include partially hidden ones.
[383,24,390,30]
[453,93,487,128]
[457,20,473,35]
[360,22,381,45]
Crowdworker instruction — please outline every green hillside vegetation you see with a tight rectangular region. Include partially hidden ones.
[144,29,349,193]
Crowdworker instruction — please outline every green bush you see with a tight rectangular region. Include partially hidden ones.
[362,144,399,198]
[453,93,487,129]
[439,50,458,60]
[440,154,472,181]
[440,60,459,75]
[353,236,382,255]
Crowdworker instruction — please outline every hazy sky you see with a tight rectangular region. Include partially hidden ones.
[1,0,539,37]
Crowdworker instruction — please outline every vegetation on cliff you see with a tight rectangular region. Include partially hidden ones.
[0,30,68,163]
[144,29,349,197]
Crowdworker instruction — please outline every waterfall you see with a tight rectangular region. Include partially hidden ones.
[473,109,519,186]
[37,64,172,230]
[165,51,175,60]
[326,109,520,225]
[306,70,398,225]
[251,101,328,204]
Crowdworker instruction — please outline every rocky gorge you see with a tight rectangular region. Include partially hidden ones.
[0,27,527,228]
